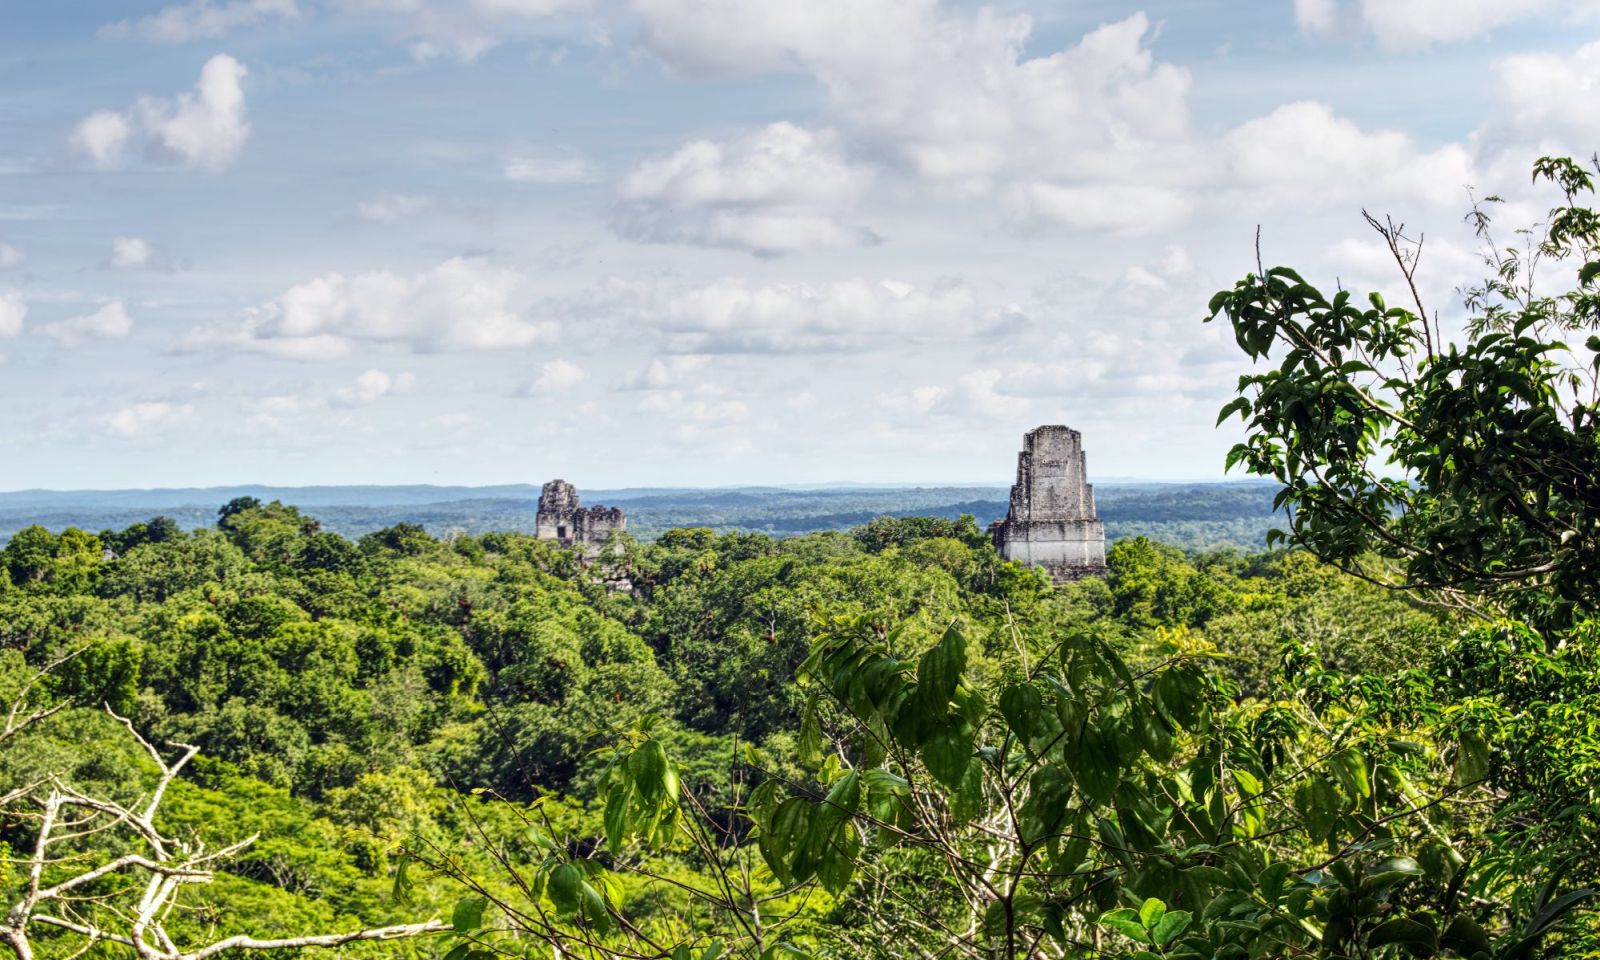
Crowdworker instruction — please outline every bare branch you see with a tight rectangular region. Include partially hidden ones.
[1,713,447,960]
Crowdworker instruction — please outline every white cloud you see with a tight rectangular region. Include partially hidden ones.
[520,358,588,393]
[1291,0,1596,51]
[614,122,878,256]
[71,111,133,168]
[880,371,1029,422]
[632,6,1191,188]
[0,244,20,269]
[503,148,597,184]
[353,0,593,63]
[635,276,986,354]
[74,55,250,171]
[357,192,435,222]
[1224,101,1476,209]
[181,256,557,358]
[104,401,193,438]
[336,368,416,404]
[1007,182,1194,234]
[1293,0,1340,33]
[637,389,749,429]
[43,301,135,346]
[620,355,709,389]
[1493,41,1600,146]
[110,236,154,268]
[0,293,25,337]
[100,0,300,42]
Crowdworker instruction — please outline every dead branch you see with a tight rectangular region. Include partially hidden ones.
[0,707,448,960]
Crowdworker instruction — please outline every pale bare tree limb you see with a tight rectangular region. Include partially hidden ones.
[1,647,86,747]
[1,707,449,960]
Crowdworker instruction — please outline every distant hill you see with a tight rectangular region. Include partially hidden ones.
[0,480,1284,552]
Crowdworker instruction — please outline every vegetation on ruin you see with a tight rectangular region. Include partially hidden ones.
[3,156,1599,959]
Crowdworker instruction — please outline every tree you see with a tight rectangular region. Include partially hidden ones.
[0,656,449,960]
[1207,156,1600,629]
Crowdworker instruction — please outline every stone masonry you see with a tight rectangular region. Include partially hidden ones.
[536,480,625,555]
[990,425,1107,582]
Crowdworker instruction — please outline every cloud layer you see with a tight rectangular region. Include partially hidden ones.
[72,54,251,171]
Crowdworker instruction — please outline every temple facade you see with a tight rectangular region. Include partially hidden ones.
[989,425,1107,582]
[535,480,625,555]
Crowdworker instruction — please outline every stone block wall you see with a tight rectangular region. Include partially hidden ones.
[536,480,626,555]
[991,426,1107,581]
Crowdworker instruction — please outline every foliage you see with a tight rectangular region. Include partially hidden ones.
[1208,156,1600,630]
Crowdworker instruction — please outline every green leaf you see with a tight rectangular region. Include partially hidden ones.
[1329,747,1371,801]
[1099,908,1149,943]
[999,683,1044,743]
[921,717,973,788]
[917,625,967,705]
[547,863,584,918]
[580,880,614,933]
[628,740,669,803]
[1367,857,1423,891]
[1138,897,1166,928]
[1259,862,1291,905]
[451,896,488,933]
[1066,724,1119,807]
[1365,917,1435,950]
[603,781,631,855]
[1455,730,1490,786]
[1151,910,1192,947]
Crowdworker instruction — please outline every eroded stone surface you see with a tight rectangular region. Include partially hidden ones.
[536,479,625,556]
[990,425,1107,582]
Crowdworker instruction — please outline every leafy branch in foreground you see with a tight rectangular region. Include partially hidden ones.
[1207,155,1600,629]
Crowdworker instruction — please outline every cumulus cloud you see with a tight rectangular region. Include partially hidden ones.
[180,256,557,358]
[517,358,588,395]
[357,192,435,222]
[110,236,154,268]
[636,388,749,435]
[0,244,20,269]
[620,355,709,390]
[100,0,301,42]
[349,0,593,63]
[630,276,988,354]
[71,111,133,168]
[72,55,250,171]
[104,401,193,438]
[503,148,596,184]
[1224,101,1476,209]
[614,122,878,256]
[1493,41,1600,146]
[0,293,25,337]
[43,301,135,346]
[633,6,1190,188]
[1291,0,1595,51]
[1007,182,1194,234]
[1293,0,1340,34]
[336,368,416,404]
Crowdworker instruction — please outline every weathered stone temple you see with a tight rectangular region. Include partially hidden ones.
[990,425,1108,582]
[535,480,625,555]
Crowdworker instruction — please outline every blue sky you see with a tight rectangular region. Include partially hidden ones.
[1,0,1597,489]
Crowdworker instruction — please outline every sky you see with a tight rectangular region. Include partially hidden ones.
[0,0,1597,490]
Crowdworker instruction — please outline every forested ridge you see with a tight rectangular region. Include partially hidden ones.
[0,481,1284,553]
[3,157,1599,959]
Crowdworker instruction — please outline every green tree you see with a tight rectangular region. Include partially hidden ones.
[1208,156,1600,629]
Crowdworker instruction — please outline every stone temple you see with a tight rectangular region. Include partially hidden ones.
[989,425,1107,582]
[536,480,625,555]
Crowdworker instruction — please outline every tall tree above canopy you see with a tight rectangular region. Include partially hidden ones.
[1207,155,1600,629]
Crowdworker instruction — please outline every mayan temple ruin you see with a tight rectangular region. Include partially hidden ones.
[990,425,1108,582]
[535,480,625,555]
